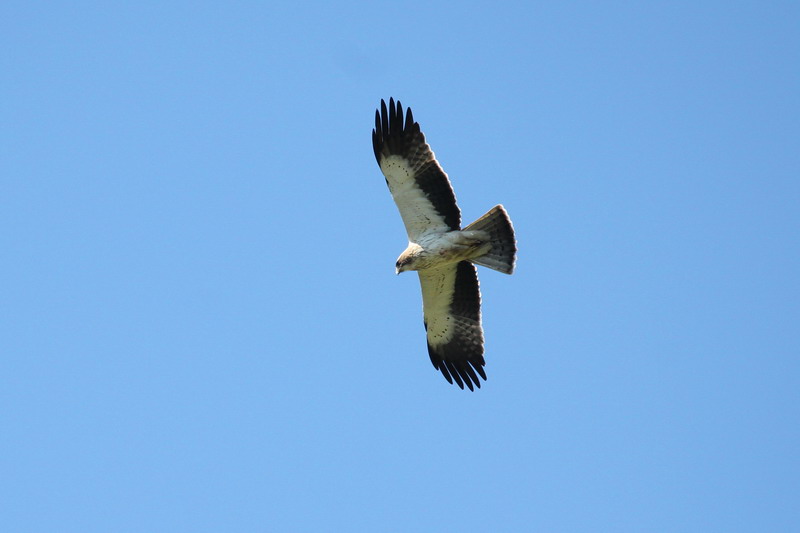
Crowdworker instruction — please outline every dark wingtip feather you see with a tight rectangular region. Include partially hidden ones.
[391,99,402,138]
[438,363,454,385]
[380,99,389,141]
[445,361,466,390]
[472,361,487,381]
[461,372,475,391]
[463,364,481,390]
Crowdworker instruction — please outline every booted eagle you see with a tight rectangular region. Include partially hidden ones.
[372,98,517,390]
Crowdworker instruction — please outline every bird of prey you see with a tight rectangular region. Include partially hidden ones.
[372,98,517,390]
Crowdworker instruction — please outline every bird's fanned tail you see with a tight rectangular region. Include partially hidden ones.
[465,205,517,274]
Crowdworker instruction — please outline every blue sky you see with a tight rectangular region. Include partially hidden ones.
[2,1,798,531]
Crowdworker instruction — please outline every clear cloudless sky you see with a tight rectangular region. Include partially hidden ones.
[2,1,798,531]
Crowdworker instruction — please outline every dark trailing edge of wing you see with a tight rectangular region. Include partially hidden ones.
[372,98,461,231]
[426,261,486,391]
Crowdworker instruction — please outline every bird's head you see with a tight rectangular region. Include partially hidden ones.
[395,244,422,274]
[395,257,411,275]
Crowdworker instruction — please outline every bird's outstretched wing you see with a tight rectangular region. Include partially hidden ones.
[418,261,486,390]
[372,98,461,240]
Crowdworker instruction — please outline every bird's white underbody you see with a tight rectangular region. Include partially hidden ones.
[396,231,492,274]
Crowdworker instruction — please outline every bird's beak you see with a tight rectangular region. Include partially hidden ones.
[395,267,401,275]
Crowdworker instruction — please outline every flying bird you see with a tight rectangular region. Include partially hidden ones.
[372,98,517,390]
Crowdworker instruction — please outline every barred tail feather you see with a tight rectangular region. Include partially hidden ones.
[465,205,517,274]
